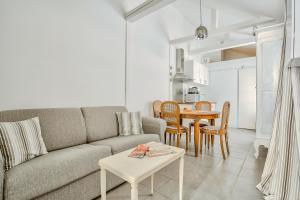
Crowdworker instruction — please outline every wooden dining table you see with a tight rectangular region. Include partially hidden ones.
[180,110,220,157]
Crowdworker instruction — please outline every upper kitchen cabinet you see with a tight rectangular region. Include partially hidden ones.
[184,60,209,85]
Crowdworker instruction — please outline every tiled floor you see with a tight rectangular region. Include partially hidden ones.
[104,128,267,200]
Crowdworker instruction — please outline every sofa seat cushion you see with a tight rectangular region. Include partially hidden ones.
[90,134,160,154]
[4,144,111,200]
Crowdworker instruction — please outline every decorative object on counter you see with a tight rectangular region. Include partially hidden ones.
[183,107,192,112]
[200,102,230,160]
[188,87,199,94]
[186,87,201,103]
[152,100,162,118]
[160,101,189,150]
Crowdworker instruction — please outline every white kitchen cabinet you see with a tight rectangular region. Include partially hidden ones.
[205,57,256,129]
[184,60,208,85]
[254,27,283,158]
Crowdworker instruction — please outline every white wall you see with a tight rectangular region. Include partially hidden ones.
[204,57,256,128]
[126,6,194,115]
[0,0,126,110]
[295,0,300,57]
[0,0,193,115]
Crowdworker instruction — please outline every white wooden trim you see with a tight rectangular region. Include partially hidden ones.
[189,38,256,55]
[170,18,275,45]
[126,0,176,22]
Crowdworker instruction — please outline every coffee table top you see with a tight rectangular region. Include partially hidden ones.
[98,142,185,184]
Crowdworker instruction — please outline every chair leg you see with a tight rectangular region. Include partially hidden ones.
[189,124,192,143]
[211,135,214,146]
[204,134,207,146]
[207,134,210,150]
[225,134,230,155]
[220,135,226,160]
[185,130,189,151]
[164,132,167,144]
[199,132,203,154]
[176,134,180,147]
[169,134,171,145]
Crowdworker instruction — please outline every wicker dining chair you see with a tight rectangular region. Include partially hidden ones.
[189,101,212,143]
[160,101,189,150]
[200,101,230,159]
[152,100,162,118]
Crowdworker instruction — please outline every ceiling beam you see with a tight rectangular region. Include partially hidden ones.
[170,18,275,45]
[211,9,220,30]
[233,30,254,36]
[126,0,176,22]
[189,38,256,55]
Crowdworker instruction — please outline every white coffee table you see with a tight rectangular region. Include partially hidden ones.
[98,142,185,200]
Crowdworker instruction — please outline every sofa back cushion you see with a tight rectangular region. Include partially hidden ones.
[81,106,127,142]
[0,108,87,151]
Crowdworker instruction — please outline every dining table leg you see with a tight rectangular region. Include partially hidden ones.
[194,119,199,157]
[211,119,215,147]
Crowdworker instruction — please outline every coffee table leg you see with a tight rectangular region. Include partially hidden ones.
[101,168,106,200]
[179,156,184,200]
[194,120,199,157]
[151,175,154,195]
[131,182,138,200]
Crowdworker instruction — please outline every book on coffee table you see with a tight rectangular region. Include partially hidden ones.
[128,142,175,158]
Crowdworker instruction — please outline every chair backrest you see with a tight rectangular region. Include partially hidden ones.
[220,101,230,132]
[195,101,212,111]
[153,100,162,118]
[160,101,180,126]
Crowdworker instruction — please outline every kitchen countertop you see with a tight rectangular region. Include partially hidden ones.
[177,101,216,104]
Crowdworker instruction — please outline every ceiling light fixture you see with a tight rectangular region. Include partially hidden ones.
[195,0,208,40]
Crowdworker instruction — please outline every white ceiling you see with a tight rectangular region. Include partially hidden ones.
[122,0,284,23]
[120,0,284,56]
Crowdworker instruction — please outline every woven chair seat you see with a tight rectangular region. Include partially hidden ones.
[167,125,188,131]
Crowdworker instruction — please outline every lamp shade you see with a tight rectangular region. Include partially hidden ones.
[195,25,208,40]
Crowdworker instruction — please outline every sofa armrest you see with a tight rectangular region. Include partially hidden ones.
[142,117,166,142]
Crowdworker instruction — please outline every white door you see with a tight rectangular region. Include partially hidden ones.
[238,67,256,129]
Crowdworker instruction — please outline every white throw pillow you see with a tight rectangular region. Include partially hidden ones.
[116,112,144,136]
[0,117,48,170]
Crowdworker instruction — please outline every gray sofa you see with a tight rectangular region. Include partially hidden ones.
[0,106,166,200]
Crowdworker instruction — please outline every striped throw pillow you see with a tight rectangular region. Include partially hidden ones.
[0,117,48,170]
[116,112,144,136]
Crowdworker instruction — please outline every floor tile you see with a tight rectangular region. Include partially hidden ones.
[105,128,267,200]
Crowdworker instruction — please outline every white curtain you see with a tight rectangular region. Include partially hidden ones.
[257,0,300,199]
